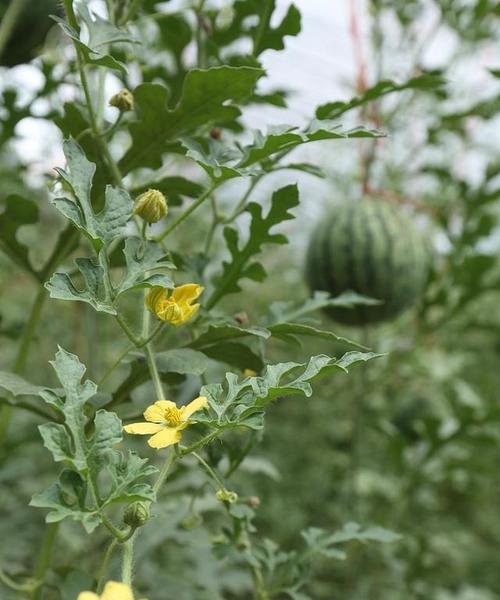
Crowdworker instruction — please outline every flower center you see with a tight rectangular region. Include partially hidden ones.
[161,301,182,322]
[164,406,182,427]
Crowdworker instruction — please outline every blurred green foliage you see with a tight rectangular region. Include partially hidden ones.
[0,0,499,599]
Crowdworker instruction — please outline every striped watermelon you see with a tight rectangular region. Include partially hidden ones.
[305,197,429,325]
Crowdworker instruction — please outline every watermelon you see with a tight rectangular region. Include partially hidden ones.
[0,0,61,67]
[305,197,429,325]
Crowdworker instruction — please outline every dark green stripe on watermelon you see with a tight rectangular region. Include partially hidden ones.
[305,197,429,325]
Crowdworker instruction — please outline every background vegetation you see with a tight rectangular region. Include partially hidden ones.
[0,1,499,599]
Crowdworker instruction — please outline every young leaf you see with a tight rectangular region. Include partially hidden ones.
[201,351,382,425]
[53,4,137,73]
[206,184,299,308]
[45,256,116,314]
[235,122,385,169]
[31,475,100,534]
[38,347,98,471]
[119,66,264,174]
[53,140,133,249]
[117,237,175,296]
[34,348,156,530]
[182,123,383,183]
[316,73,446,120]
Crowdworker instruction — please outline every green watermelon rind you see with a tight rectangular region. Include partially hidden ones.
[305,197,430,325]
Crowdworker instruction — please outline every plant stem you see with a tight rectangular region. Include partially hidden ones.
[121,533,136,586]
[97,539,118,592]
[115,314,142,346]
[191,451,225,490]
[180,430,222,456]
[0,0,27,60]
[144,343,164,400]
[63,0,123,188]
[155,184,218,242]
[153,448,176,495]
[98,343,135,385]
[31,522,59,600]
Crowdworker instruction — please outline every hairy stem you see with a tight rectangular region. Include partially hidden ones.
[155,184,218,242]
[191,451,226,490]
[121,533,136,587]
[97,539,118,592]
[153,448,176,495]
[144,343,164,400]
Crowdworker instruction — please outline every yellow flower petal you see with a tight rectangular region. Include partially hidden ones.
[143,400,176,423]
[124,423,164,435]
[101,581,135,600]
[77,594,100,600]
[148,427,182,449]
[170,304,200,325]
[170,284,203,307]
[180,396,208,421]
[145,287,168,313]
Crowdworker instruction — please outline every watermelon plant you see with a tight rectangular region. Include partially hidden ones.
[0,1,498,599]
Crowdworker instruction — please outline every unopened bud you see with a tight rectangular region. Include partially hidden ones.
[210,127,222,140]
[109,89,134,112]
[216,488,238,504]
[234,312,248,325]
[134,189,168,223]
[123,502,149,528]
[247,496,261,509]
[243,369,257,378]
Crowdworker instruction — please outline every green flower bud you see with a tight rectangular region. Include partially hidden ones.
[123,501,150,528]
[134,189,168,223]
[109,89,134,112]
[216,488,238,504]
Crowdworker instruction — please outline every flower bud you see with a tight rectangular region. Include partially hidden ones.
[243,369,257,378]
[233,312,248,325]
[210,127,222,140]
[247,495,261,509]
[109,89,134,112]
[216,488,238,504]
[134,189,168,223]
[123,501,150,528]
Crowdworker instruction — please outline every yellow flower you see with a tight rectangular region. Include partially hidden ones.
[145,284,203,325]
[124,397,208,449]
[77,581,146,600]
